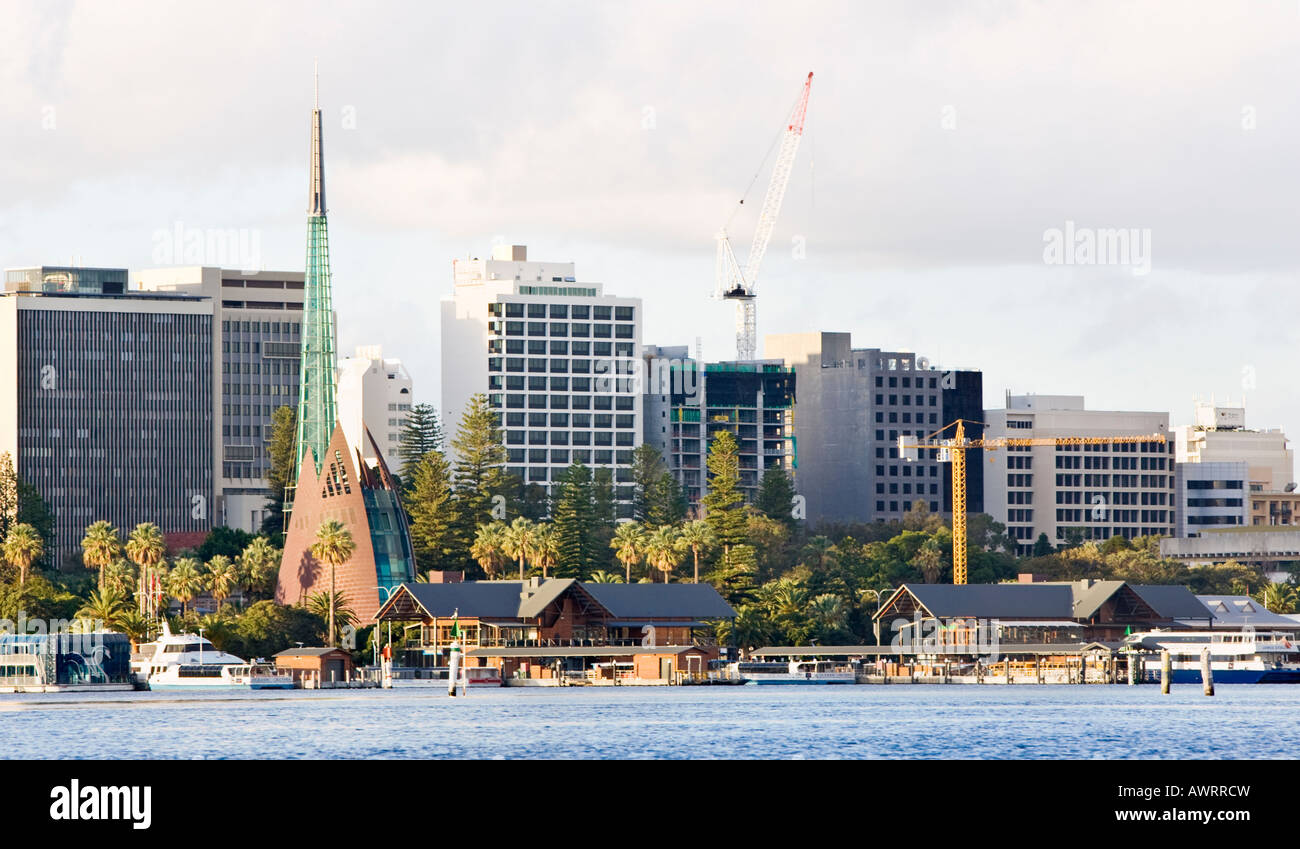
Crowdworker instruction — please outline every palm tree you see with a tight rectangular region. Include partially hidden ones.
[676,520,715,584]
[530,523,558,578]
[502,517,536,581]
[587,569,625,584]
[311,519,356,647]
[115,608,154,646]
[102,559,138,599]
[610,522,645,583]
[238,536,281,599]
[912,538,944,584]
[125,523,167,616]
[81,520,121,590]
[3,522,43,587]
[1261,582,1300,614]
[167,557,205,616]
[308,590,357,634]
[643,525,685,583]
[76,587,127,630]
[471,522,509,579]
[206,555,240,607]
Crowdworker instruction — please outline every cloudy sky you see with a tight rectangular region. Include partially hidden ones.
[4,1,1299,433]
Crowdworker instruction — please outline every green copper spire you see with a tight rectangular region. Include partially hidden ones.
[292,69,338,484]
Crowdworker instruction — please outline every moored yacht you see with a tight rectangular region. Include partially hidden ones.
[734,659,857,684]
[130,622,293,690]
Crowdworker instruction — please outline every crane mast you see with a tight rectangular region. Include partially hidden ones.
[899,420,1168,585]
[717,71,813,361]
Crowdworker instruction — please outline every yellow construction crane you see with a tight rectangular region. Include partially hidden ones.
[898,420,1167,585]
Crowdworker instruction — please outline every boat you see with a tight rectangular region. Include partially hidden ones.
[1123,629,1300,684]
[130,622,294,690]
[734,659,857,685]
[464,666,502,687]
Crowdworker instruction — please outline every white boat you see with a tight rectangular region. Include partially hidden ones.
[1123,629,1300,684]
[131,622,294,690]
[734,660,857,685]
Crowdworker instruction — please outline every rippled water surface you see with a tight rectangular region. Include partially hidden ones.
[3,684,1298,759]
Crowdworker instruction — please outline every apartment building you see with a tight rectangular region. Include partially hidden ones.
[338,345,413,468]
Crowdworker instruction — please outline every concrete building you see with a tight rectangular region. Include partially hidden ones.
[441,244,642,503]
[1160,529,1300,583]
[1173,401,1294,493]
[764,331,982,526]
[984,394,1174,554]
[642,345,795,513]
[1250,490,1300,527]
[337,345,413,468]
[0,269,214,565]
[134,266,307,533]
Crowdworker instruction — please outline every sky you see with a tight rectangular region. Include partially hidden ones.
[3,0,1299,433]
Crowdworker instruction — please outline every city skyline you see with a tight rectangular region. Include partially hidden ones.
[4,1,1299,435]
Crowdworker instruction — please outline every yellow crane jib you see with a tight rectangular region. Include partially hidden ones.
[897,420,1167,586]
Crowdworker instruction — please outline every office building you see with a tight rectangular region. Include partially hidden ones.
[642,345,795,512]
[984,394,1174,554]
[441,244,642,502]
[0,269,214,565]
[764,331,983,526]
[135,266,306,533]
[338,345,413,469]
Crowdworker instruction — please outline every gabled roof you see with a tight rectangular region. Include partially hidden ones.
[1128,584,1213,621]
[374,579,736,623]
[882,584,1075,620]
[273,647,350,657]
[578,582,736,620]
[1195,595,1300,628]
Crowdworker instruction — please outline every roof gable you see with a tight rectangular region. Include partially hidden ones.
[885,584,1075,620]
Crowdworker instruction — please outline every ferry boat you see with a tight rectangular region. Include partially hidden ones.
[734,660,857,685]
[131,622,293,690]
[1124,629,1300,684]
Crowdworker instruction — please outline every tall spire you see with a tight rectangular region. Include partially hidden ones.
[290,68,339,497]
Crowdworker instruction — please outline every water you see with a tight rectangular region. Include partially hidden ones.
[3,685,1298,759]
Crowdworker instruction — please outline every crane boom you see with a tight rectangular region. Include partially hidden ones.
[899,420,1168,585]
[716,71,813,361]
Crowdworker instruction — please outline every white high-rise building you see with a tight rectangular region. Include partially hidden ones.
[337,345,413,468]
[984,394,1174,554]
[441,244,643,504]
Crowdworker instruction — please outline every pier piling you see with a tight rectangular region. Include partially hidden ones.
[1201,648,1214,696]
[1160,650,1171,695]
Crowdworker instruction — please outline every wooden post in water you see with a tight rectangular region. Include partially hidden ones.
[1201,647,1214,696]
[1160,650,1171,695]
[1126,654,1137,685]
[1003,657,1011,684]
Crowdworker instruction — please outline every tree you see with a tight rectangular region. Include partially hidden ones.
[502,517,536,581]
[677,520,715,584]
[552,463,596,577]
[238,536,282,600]
[643,525,685,583]
[232,600,326,661]
[449,394,511,562]
[125,523,166,616]
[647,471,688,527]
[76,587,128,630]
[1259,582,1299,614]
[81,521,122,590]
[308,591,357,633]
[397,403,445,483]
[406,449,461,571]
[3,523,43,586]
[531,522,559,578]
[911,537,945,584]
[610,522,645,583]
[629,444,667,522]
[756,467,797,529]
[198,527,255,561]
[470,521,509,579]
[1033,533,1053,558]
[167,558,205,616]
[262,405,297,537]
[0,454,54,567]
[902,499,945,533]
[702,431,748,566]
[206,555,240,605]
[0,452,17,540]
[310,520,356,647]
[102,560,137,599]
[588,569,625,583]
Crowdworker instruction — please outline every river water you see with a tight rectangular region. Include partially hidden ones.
[3,684,1297,759]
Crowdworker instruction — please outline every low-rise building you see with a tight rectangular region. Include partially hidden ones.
[272,647,355,686]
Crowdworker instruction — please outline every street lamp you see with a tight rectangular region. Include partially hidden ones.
[862,588,896,647]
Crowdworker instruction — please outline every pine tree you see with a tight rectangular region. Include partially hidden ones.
[262,405,297,536]
[590,467,618,571]
[756,467,797,530]
[406,450,460,571]
[449,394,511,563]
[551,463,594,577]
[702,430,748,556]
[647,471,688,527]
[0,452,17,540]
[397,403,444,483]
[629,444,666,522]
